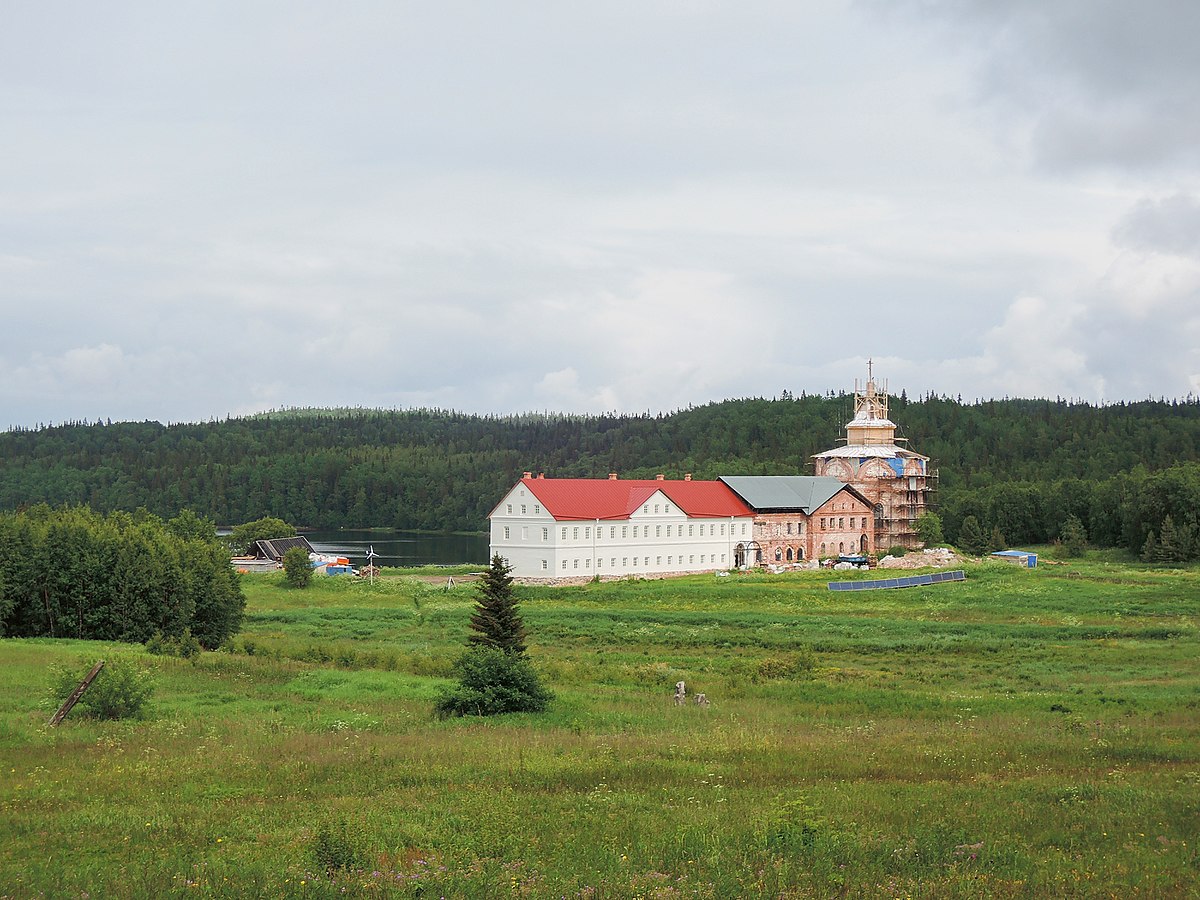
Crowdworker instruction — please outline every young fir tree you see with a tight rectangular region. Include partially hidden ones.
[437,554,550,717]
[957,515,987,556]
[468,554,527,655]
[1059,515,1088,557]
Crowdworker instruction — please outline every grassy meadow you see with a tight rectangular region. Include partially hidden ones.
[2,554,1199,897]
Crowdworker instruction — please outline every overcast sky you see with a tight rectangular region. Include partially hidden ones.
[3,1,1199,428]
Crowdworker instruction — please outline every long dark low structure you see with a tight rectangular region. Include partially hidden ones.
[827,570,965,591]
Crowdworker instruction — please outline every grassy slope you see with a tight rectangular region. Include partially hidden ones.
[1,555,1198,897]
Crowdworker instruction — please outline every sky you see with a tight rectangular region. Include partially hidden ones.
[3,1,1200,429]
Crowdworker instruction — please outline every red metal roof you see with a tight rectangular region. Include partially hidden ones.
[520,477,753,521]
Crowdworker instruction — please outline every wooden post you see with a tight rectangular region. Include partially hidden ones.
[48,660,105,727]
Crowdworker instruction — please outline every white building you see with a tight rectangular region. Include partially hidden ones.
[489,473,755,579]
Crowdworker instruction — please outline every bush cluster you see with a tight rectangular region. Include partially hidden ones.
[0,505,245,648]
[48,655,155,721]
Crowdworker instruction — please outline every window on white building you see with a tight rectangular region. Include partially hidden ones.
[689,524,695,536]
[521,505,526,515]
[654,504,660,514]
[562,559,568,569]
[503,527,510,539]
[541,559,547,570]
[562,527,567,540]
[534,505,540,514]
[622,526,628,538]
[573,559,579,569]
[656,525,662,537]
[584,526,591,539]
[542,528,548,541]
[610,527,616,539]
[573,527,579,540]
[506,504,512,514]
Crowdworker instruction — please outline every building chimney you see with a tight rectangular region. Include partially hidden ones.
[655,474,664,481]
[684,473,692,481]
[608,473,618,480]
[522,471,532,480]
[538,472,545,479]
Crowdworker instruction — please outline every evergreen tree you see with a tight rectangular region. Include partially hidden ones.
[957,515,988,556]
[468,554,527,655]
[1059,515,1088,557]
[438,554,550,717]
[988,526,1007,553]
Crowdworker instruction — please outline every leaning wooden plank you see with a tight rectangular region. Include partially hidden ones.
[48,660,105,727]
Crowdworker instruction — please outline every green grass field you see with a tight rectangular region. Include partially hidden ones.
[2,555,1198,897]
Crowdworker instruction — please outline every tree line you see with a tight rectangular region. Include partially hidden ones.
[0,505,245,646]
[1,395,1198,558]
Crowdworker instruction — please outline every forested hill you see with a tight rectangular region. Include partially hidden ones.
[2,395,1198,536]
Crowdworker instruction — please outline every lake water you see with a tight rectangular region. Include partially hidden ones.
[299,528,490,568]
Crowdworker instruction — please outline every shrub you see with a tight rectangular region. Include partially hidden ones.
[145,627,202,659]
[48,655,155,721]
[756,648,816,681]
[310,819,368,875]
[435,647,553,718]
[283,546,312,588]
[916,511,945,546]
[888,545,908,558]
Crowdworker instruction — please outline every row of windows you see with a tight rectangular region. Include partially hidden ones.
[553,553,728,571]
[773,546,807,561]
[558,522,745,541]
[505,503,542,515]
[768,522,807,536]
[819,516,863,530]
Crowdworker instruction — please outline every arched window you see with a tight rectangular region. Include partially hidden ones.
[786,547,793,561]
[839,542,845,553]
[820,543,826,556]
[774,547,782,561]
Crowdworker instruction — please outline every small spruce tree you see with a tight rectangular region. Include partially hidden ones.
[1059,515,1088,557]
[957,515,987,556]
[988,526,1007,554]
[436,554,551,717]
[468,554,527,655]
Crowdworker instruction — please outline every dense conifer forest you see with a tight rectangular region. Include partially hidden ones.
[2,393,1199,558]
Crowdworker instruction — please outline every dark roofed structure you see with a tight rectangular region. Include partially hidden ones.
[252,536,314,561]
[718,476,871,513]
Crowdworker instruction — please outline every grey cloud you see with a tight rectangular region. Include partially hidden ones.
[885,0,1200,173]
[1113,194,1200,258]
